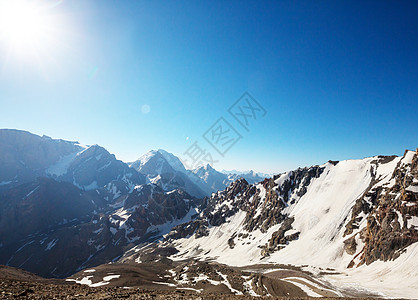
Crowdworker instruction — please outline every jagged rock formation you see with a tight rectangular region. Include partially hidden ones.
[164,166,326,258]
[343,150,418,267]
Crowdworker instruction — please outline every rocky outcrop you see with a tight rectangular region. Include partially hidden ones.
[243,166,324,233]
[261,217,300,257]
[164,166,325,258]
[164,219,209,240]
[163,179,252,242]
[344,151,418,267]
[343,235,357,256]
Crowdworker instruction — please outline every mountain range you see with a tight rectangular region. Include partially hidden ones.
[0,128,416,298]
[0,129,267,276]
[0,129,265,196]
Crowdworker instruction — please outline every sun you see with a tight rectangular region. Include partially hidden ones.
[0,0,56,58]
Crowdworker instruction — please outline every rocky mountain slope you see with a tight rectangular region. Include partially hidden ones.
[145,149,418,298]
[0,178,103,247]
[0,181,200,278]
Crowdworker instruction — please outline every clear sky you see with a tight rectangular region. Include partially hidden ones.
[0,0,417,173]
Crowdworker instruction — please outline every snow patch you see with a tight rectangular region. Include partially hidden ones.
[84,269,96,273]
[45,239,58,251]
[66,274,120,287]
[282,277,322,297]
[405,185,418,193]
[46,152,79,176]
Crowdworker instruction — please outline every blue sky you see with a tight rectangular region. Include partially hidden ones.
[0,0,417,173]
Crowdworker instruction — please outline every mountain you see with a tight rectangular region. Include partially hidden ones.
[157,149,189,174]
[221,169,273,181]
[225,170,266,184]
[157,149,266,187]
[130,150,176,176]
[191,164,230,192]
[131,149,268,198]
[0,130,197,277]
[0,129,146,192]
[137,149,417,298]
[130,150,208,198]
[57,144,145,191]
[0,129,416,298]
[0,180,199,278]
[0,129,83,189]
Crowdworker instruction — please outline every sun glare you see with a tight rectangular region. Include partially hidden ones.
[0,0,57,59]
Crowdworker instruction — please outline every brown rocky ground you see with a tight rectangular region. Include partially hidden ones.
[0,263,389,300]
[0,279,388,300]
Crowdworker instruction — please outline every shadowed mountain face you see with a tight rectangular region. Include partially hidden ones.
[0,129,83,188]
[58,144,145,191]
[0,178,103,246]
[0,129,146,192]
[0,130,199,277]
[0,180,199,278]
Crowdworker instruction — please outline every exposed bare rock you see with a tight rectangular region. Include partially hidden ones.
[343,235,357,255]
[343,151,418,266]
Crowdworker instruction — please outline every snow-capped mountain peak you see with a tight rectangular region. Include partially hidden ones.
[156,149,188,174]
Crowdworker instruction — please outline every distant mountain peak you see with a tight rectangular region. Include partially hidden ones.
[194,163,214,172]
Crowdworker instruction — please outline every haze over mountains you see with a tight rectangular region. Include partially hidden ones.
[0,128,417,298]
[0,129,265,196]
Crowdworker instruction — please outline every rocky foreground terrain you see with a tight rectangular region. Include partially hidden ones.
[1,264,383,300]
[0,280,382,300]
[1,280,244,300]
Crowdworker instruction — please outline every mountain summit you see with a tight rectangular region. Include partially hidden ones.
[130,149,268,198]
